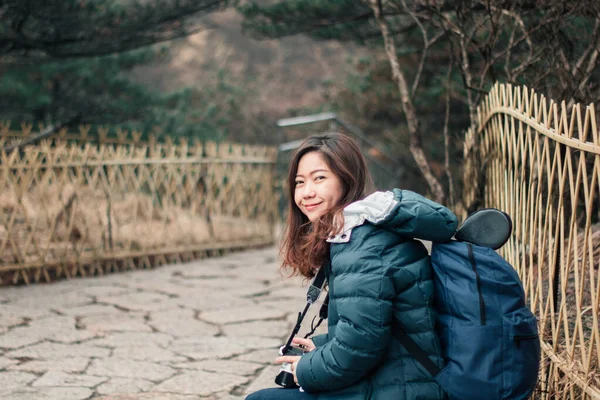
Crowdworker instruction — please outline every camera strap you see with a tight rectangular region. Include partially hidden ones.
[307,265,327,304]
[281,267,328,353]
[303,263,330,339]
[303,293,329,339]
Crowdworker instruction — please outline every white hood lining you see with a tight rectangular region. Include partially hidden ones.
[327,191,397,244]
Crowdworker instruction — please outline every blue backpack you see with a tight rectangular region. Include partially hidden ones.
[394,209,541,400]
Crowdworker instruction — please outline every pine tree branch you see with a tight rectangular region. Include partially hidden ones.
[0,0,230,59]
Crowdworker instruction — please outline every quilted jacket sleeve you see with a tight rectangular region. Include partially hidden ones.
[378,189,457,242]
[310,333,329,348]
[296,254,393,392]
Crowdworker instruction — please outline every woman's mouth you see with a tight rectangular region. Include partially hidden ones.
[304,202,322,211]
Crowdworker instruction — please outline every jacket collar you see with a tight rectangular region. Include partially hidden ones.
[327,191,397,244]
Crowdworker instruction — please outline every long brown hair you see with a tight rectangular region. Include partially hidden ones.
[281,132,373,278]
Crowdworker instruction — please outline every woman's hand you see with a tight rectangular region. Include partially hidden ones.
[274,337,316,384]
[275,355,301,383]
[292,337,316,352]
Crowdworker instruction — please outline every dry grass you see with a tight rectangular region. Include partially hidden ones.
[0,186,263,266]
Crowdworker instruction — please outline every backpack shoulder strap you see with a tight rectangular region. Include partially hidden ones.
[314,277,440,377]
[392,318,441,377]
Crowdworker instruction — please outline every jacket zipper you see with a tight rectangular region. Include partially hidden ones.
[467,244,486,325]
[514,334,539,348]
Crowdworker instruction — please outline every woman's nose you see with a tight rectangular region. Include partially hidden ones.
[302,183,316,198]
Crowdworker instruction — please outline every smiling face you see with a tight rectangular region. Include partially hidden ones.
[294,151,344,222]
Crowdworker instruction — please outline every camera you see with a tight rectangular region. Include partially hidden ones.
[274,344,306,388]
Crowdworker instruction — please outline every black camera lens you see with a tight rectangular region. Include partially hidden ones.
[274,345,306,388]
[275,369,298,388]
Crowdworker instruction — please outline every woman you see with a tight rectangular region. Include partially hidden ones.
[247,132,457,399]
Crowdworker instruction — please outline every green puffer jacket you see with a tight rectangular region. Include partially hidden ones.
[296,189,458,400]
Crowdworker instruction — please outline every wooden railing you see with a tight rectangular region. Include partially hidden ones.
[0,130,278,285]
[462,83,600,399]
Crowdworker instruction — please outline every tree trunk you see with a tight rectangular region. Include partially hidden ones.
[368,0,445,204]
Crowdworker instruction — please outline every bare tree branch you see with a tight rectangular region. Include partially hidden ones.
[459,35,478,125]
[369,0,445,203]
[572,21,600,100]
[500,8,534,81]
[399,0,433,97]
[575,19,600,73]
[443,59,455,208]
[511,50,546,79]
[431,9,479,124]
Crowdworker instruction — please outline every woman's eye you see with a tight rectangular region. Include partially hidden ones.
[315,176,325,181]
[294,180,303,186]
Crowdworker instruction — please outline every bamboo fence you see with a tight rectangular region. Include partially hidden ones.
[462,83,600,399]
[0,121,155,147]
[0,127,279,285]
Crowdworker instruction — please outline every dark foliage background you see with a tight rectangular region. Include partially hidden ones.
[1,0,599,201]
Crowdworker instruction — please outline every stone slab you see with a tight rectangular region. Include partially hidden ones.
[148,309,219,337]
[241,365,281,395]
[6,342,111,359]
[0,285,72,301]
[214,393,246,400]
[0,326,44,349]
[111,344,187,363]
[96,292,173,312]
[81,285,135,298]
[233,349,277,365]
[185,279,266,294]
[34,315,100,343]
[0,357,19,370]
[169,336,280,360]
[258,286,308,303]
[201,306,287,325]
[9,292,92,310]
[0,316,99,349]
[60,304,124,317]
[0,314,25,329]
[32,371,108,387]
[172,360,263,376]
[0,304,53,320]
[123,281,197,296]
[1,387,93,400]
[221,320,290,339]
[85,332,173,349]
[154,370,249,396]
[170,290,255,311]
[8,357,90,374]
[0,371,37,393]
[94,393,201,400]
[256,298,307,312]
[87,358,176,381]
[80,313,152,333]
[95,377,154,395]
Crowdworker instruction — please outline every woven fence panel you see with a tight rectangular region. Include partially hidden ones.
[0,136,278,285]
[463,83,600,399]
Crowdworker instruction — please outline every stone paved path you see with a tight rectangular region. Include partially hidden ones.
[0,247,327,399]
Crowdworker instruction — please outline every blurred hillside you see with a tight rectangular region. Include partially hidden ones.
[130,8,367,145]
